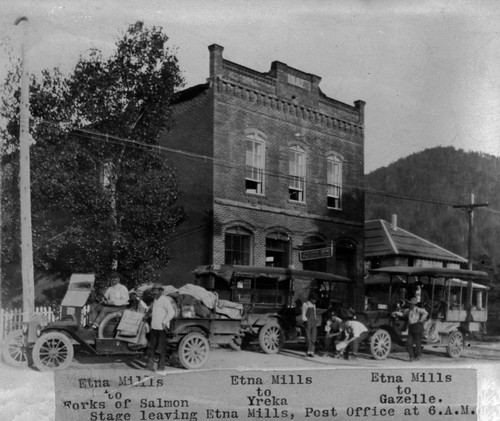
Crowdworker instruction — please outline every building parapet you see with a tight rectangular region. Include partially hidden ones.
[214,77,364,135]
[209,44,365,131]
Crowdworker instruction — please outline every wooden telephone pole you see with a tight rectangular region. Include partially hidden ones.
[16,16,35,321]
[453,193,488,270]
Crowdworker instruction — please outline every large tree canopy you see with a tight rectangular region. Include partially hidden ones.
[1,22,186,298]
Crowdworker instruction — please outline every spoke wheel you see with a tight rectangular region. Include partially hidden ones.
[258,321,284,354]
[178,332,209,369]
[1,329,28,367]
[370,329,391,360]
[446,330,464,358]
[32,332,74,371]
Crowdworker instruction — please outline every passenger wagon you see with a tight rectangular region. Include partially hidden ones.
[360,266,489,359]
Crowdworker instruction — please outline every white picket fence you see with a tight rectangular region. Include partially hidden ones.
[0,305,90,340]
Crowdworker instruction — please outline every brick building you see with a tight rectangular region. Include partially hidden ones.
[162,45,366,306]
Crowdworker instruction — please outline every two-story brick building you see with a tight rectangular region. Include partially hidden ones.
[162,45,366,306]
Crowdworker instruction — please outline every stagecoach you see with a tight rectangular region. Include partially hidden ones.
[360,266,489,359]
[1,274,243,370]
[193,264,353,354]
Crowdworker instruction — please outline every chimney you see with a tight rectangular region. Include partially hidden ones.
[391,214,398,230]
[208,44,224,80]
[354,100,366,126]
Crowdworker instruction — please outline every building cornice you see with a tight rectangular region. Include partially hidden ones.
[212,76,364,135]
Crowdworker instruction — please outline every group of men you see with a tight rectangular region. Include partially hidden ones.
[90,272,432,368]
[301,294,368,360]
[303,280,430,362]
[88,273,176,372]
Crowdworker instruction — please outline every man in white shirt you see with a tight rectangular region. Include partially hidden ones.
[145,284,177,371]
[90,272,130,329]
[339,319,369,360]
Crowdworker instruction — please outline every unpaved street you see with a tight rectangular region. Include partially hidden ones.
[1,339,500,421]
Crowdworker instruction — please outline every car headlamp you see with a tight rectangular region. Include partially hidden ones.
[22,322,29,335]
[36,324,43,337]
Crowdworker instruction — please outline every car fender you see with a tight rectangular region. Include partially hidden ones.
[26,314,49,344]
[39,327,98,355]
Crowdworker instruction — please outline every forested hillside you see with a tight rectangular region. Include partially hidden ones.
[365,146,500,282]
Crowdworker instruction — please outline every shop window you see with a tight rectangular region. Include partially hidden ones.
[266,233,290,268]
[225,227,252,265]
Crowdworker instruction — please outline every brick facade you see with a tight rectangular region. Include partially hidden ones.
[162,45,366,307]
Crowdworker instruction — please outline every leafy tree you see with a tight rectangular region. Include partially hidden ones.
[0,22,186,298]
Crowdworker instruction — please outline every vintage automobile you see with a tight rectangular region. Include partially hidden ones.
[359,266,490,360]
[1,274,244,370]
[193,264,353,354]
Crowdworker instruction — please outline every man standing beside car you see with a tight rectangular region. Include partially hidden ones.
[405,297,428,361]
[145,283,176,372]
[302,293,318,357]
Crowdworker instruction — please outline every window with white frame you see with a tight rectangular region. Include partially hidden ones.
[245,132,265,194]
[289,146,306,202]
[327,155,342,209]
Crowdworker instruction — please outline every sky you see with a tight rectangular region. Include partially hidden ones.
[1,0,499,173]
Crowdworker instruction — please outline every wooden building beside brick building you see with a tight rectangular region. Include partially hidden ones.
[162,45,366,306]
[365,215,468,270]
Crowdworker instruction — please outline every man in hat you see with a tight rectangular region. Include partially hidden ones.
[389,285,408,314]
[89,271,129,329]
[412,280,430,312]
[145,283,176,372]
[405,297,428,362]
[322,309,343,357]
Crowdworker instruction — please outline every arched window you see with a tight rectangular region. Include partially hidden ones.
[265,232,290,268]
[225,227,253,265]
[327,154,342,209]
[289,145,306,202]
[245,131,265,194]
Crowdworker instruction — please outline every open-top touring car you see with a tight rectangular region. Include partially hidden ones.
[359,266,489,359]
[2,274,245,370]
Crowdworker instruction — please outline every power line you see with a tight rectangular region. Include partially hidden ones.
[36,118,500,215]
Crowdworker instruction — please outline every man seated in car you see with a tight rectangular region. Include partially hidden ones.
[89,271,129,329]
[389,286,409,315]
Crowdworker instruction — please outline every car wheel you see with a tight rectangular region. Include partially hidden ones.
[258,321,284,354]
[1,329,28,367]
[32,332,74,371]
[370,329,391,360]
[178,332,210,369]
[446,330,464,358]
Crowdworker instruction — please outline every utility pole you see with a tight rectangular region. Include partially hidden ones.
[16,16,35,321]
[0,139,3,309]
[453,193,488,270]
